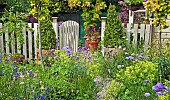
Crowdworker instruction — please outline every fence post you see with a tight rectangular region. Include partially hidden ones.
[101,17,107,56]
[52,17,58,49]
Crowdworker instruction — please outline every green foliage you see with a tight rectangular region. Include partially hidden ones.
[68,0,106,29]
[126,0,144,5]
[144,0,170,30]
[104,4,126,48]
[116,61,158,99]
[105,80,121,100]
[0,10,32,51]
[5,0,31,13]
[146,40,170,80]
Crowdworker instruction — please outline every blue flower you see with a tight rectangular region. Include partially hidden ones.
[34,95,36,100]
[15,73,19,78]
[29,71,34,77]
[144,93,150,97]
[13,67,18,73]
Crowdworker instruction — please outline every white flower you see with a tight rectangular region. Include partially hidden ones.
[123,48,126,50]
[122,36,126,38]
[126,38,128,41]
[20,82,24,84]
[41,86,44,89]
[94,76,103,83]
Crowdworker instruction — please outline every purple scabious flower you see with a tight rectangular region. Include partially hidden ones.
[54,56,58,59]
[144,93,150,97]
[66,48,73,56]
[128,56,134,60]
[57,21,63,26]
[50,49,55,55]
[144,80,150,83]
[139,55,145,59]
[152,83,168,92]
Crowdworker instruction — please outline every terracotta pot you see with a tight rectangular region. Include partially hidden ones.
[86,40,99,51]
[37,49,51,60]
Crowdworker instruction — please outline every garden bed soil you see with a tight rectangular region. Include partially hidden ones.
[104,48,122,57]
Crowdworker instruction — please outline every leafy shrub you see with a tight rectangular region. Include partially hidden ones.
[116,61,159,99]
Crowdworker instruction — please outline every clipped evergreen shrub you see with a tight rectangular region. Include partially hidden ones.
[104,4,126,48]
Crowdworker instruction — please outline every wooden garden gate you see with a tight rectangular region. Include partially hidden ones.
[59,20,79,52]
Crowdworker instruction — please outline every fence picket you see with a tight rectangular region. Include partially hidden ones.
[0,23,3,50]
[23,27,27,59]
[34,23,38,59]
[17,32,21,54]
[145,24,151,46]
[11,32,15,54]
[140,24,145,40]
[126,24,131,46]
[133,24,139,45]
[28,23,33,59]
[5,31,9,54]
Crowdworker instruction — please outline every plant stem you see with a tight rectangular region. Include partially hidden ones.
[158,24,162,82]
[37,3,45,71]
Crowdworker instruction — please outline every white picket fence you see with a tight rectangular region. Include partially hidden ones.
[1,20,170,60]
[0,20,79,59]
